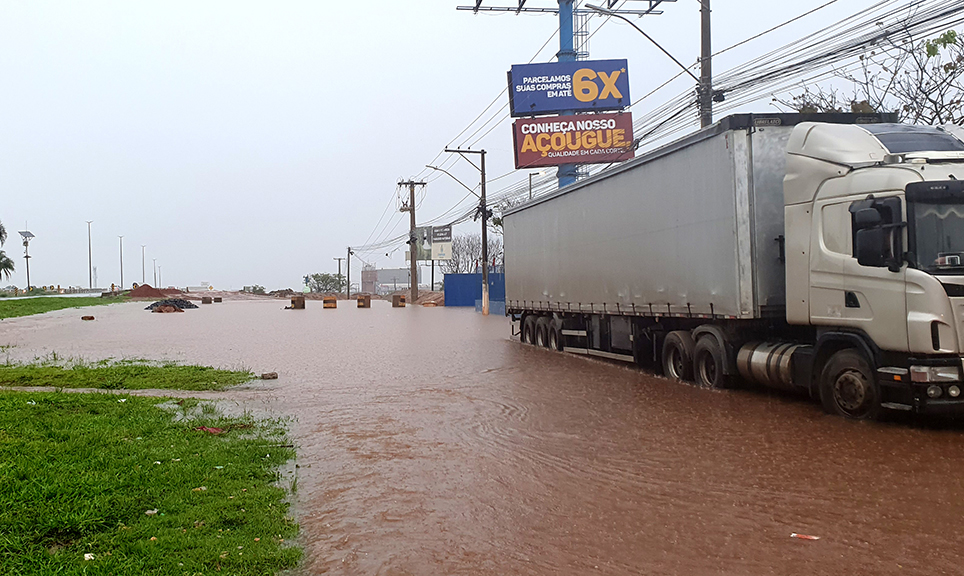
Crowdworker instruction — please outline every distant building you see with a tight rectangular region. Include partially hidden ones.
[361,265,377,294]
[373,268,421,295]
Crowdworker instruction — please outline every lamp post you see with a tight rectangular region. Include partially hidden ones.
[439,148,490,315]
[585,3,710,126]
[18,230,34,292]
[86,221,93,289]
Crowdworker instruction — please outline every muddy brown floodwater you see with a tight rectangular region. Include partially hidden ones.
[4,299,964,575]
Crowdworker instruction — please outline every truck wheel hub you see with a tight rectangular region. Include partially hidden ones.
[834,371,868,411]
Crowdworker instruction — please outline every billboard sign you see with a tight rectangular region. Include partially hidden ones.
[509,59,630,117]
[431,226,452,260]
[512,112,635,169]
[409,225,453,261]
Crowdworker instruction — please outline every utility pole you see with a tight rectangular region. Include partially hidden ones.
[443,148,490,315]
[118,236,124,290]
[86,221,93,289]
[398,179,426,305]
[153,258,157,287]
[347,247,352,297]
[333,257,345,294]
[141,245,146,285]
[700,0,713,128]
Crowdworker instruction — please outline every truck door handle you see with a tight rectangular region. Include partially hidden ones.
[845,291,860,308]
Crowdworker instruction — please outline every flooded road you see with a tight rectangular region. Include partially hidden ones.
[3,299,964,575]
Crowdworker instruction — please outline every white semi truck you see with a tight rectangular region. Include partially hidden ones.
[504,113,964,419]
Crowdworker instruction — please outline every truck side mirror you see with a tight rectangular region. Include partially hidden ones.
[854,208,882,229]
[855,228,887,267]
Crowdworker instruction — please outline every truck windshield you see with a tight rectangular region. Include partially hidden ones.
[909,199,964,275]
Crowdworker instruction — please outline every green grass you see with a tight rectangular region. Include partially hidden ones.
[0,358,254,391]
[0,296,126,320]
[0,392,300,575]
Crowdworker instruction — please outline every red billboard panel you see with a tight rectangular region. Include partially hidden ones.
[512,112,634,169]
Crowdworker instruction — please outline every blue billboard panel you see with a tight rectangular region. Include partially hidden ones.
[509,59,630,117]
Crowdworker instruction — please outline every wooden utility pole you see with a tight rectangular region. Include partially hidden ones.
[399,179,426,305]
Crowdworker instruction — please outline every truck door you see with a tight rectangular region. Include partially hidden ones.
[809,197,909,352]
[843,196,909,352]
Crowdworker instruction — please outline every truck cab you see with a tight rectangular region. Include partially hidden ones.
[785,122,964,415]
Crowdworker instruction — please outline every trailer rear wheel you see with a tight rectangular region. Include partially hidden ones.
[548,324,563,351]
[522,316,537,345]
[819,349,881,420]
[535,317,550,348]
[693,336,726,389]
[662,331,695,381]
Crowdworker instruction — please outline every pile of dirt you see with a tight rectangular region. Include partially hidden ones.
[127,284,169,299]
[384,290,445,306]
[144,299,200,311]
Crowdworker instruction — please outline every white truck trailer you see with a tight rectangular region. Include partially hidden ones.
[504,113,964,419]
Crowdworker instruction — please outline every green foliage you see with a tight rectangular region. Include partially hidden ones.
[250,285,265,295]
[0,296,124,319]
[926,30,960,57]
[305,272,345,293]
[0,359,254,391]
[0,391,300,575]
[0,219,12,282]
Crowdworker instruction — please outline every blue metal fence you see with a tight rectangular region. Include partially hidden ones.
[444,273,505,308]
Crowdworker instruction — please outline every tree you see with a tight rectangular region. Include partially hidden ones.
[305,272,345,293]
[774,29,964,125]
[0,220,13,281]
[441,233,503,274]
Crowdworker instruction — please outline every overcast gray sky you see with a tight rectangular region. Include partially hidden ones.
[0,0,872,290]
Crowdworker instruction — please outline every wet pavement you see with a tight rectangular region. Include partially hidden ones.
[3,299,964,575]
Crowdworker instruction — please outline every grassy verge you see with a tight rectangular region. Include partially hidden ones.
[0,358,254,391]
[0,391,300,575]
[0,296,126,320]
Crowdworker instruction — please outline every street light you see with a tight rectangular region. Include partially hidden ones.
[528,170,547,200]
[18,230,34,292]
[440,148,491,315]
[584,3,712,127]
[86,221,93,289]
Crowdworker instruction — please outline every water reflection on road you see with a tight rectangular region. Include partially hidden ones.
[4,299,964,575]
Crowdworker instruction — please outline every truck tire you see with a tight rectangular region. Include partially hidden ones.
[535,317,550,348]
[522,316,537,345]
[662,331,695,381]
[819,349,881,420]
[548,324,564,351]
[693,335,726,389]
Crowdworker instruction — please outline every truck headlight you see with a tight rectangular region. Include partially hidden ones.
[910,365,962,383]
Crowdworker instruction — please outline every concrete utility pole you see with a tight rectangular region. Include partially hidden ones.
[153,258,157,287]
[443,148,490,315]
[398,179,426,305]
[347,247,352,297]
[700,0,713,128]
[333,257,345,294]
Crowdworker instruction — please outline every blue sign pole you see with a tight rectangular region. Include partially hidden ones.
[556,0,578,189]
